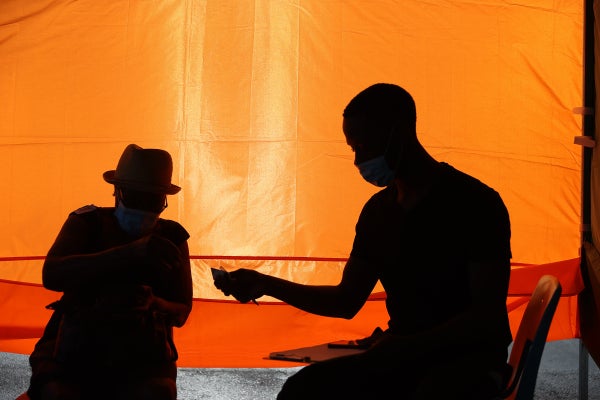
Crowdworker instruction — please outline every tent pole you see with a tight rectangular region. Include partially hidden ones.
[578,1,596,399]
[582,0,595,244]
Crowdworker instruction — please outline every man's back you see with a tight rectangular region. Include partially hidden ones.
[351,162,512,352]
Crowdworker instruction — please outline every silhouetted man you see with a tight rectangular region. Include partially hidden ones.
[27,144,192,400]
[216,83,512,399]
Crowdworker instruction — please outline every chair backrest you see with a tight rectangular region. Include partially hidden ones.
[501,275,562,400]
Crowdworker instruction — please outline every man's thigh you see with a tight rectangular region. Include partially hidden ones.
[277,352,424,400]
[412,352,508,400]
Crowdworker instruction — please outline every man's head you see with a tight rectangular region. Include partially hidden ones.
[343,83,416,134]
[104,144,180,194]
[104,144,179,214]
[343,83,418,186]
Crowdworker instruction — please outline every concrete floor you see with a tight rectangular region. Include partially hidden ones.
[1,339,599,399]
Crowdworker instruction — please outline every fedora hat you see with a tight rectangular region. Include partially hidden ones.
[103,144,181,194]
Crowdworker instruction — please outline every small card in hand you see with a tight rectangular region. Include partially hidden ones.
[210,266,259,305]
[211,267,229,281]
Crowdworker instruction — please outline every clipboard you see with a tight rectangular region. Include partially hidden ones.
[268,327,384,363]
[268,342,367,363]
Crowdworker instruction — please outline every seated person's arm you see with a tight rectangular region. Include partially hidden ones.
[152,241,193,327]
[220,255,378,319]
[43,214,175,292]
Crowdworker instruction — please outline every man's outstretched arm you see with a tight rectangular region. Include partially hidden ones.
[216,256,378,319]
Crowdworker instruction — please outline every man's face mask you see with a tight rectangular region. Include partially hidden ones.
[357,155,396,187]
[114,201,160,237]
[356,128,401,187]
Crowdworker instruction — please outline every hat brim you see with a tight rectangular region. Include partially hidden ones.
[103,171,181,194]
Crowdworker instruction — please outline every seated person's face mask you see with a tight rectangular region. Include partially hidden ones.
[113,188,165,237]
[114,201,160,237]
[356,128,402,187]
[357,156,396,187]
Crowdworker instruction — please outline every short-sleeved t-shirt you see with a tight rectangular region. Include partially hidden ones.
[351,162,512,350]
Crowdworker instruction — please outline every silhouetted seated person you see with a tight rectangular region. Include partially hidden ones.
[215,83,513,399]
[27,144,192,400]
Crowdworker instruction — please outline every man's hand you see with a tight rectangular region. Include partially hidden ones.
[213,268,265,304]
[366,330,418,360]
[94,284,155,312]
[134,284,155,311]
[142,234,182,271]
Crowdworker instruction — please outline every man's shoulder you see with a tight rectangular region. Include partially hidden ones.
[72,204,99,215]
[362,186,394,211]
[157,218,190,243]
[437,164,510,223]
[439,163,499,197]
[440,162,482,184]
[69,205,115,223]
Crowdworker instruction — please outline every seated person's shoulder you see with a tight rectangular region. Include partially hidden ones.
[158,218,190,243]
[440,163,503,202]
[71,204,99,215]
[69,204,112,225]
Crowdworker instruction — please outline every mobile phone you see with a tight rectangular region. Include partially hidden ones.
[327,340,369,349]
[211,267,229,281]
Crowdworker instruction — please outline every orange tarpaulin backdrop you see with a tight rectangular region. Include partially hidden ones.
[0,0,585,367]
[0,258,585,367]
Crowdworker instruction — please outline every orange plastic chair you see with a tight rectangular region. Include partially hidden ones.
[495,275,562,400]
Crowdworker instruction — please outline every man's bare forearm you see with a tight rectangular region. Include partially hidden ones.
[263,274,360,319]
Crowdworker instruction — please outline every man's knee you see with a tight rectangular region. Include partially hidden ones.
[277,363,371,400]
[413,357,504,400]
[33,380,80,400]
[277,370,307,400]
[122,377,177,400]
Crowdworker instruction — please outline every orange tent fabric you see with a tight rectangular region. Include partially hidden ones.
[0,1,585,367]
[0,258,584,367]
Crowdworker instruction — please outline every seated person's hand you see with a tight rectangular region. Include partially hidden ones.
[135,284,155,311]
[366,330,421,362]
[355,327,385,348]
[95,284,154,312]
[214,268,265,304]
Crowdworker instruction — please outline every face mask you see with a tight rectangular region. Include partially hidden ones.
[114,201,159,237]
[357,156,396,187]
[356,127,402,187]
